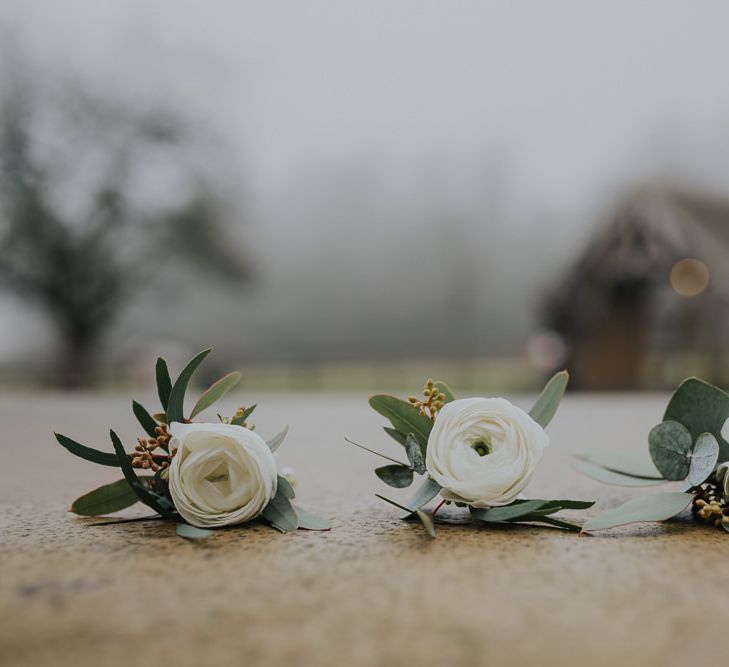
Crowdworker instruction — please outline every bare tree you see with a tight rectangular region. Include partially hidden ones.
[0,67,249,385]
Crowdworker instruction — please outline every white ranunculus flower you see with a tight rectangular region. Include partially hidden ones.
[168,422,278,528]
[425,397,549,508]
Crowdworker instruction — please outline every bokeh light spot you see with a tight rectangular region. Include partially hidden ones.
[670,258,709,297]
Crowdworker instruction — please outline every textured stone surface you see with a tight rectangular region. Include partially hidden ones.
[0,391,724,667]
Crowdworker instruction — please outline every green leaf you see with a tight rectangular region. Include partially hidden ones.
[528,370,569,429]
[572,459,666,487]
[55,432,120,467]
[267,425,289,453]
[261,484,298,532]
[375,494,436,537]
[109,430,176,518]
[132,401,158,438]
[396,477,442,519]
[470,499,547,523]
[383,427,407,446]
[293,507,331,530]
[574,452,662,480]
[582,492,694,532]
[664,377,729,463]
[344,438,411,467]
[404,434,426,474]
[277,475,296,499]
[510,514,582,532]
[156,357,173,411]
[190,371,242,419]
[166,348,212,424]
[433,381,455,403]
[176,523,214,540]
[231,404,257,426]
[375,464,414,488]
[70,477,153,516]
[687,432,720,487]
[368,394,433,453]
[512,498,595,512]
[649,420,693,480]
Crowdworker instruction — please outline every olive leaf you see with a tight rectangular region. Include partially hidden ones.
[375,494,436,538]
[166,348,212,424]
[433,381,455,404]
[231,404,257,426]
[529,370,569,429]
[368,394,433,453]
[155,357,173,411]
[267,426,289,453]
[70,477,154,516]
[55,432,121,467]
[383,427,407,446]
[396,476,442,519]
[132,401,159,438]
[582,492,694,532]
[190,371,242,419]
[470,499,547,523]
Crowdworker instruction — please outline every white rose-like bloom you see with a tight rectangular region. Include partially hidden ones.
[168,422,278,528]
[425,397,549,507]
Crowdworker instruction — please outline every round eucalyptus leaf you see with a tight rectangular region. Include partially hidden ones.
[649,421,692,481]
[687,432,720,487]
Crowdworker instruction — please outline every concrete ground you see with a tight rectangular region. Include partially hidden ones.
[0,391,724,667]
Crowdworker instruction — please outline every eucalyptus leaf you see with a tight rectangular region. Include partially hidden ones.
[375,464,414,488]
[277,474,296,499]
[404,434,426,474]
[71,477,153,516]
[510,514,581,532]
[176,523,214,540]
[166,348,212,424]
[132,401,158,438]
[574,452,662,480]
[261,484,298,532]
[649,420,693,480]
[55,432,120,467]
[470,499,547,523]
[396,477,442,519]
[190,371,242,419]
[156,357,172,411]
[433,381,455,403]
[267,425,289,453]
[528,370,569,429]
[687,432,720,487]
[572,459,666,487]
[664,377,729,463]
[368,394,433,453]
[383,427,407,446]
[582,492,694,532]
[293,507,331,530]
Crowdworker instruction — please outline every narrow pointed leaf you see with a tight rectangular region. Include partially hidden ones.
[687,432,720,486]
[649,420,693,480]
[511,514,581,532]
[267,425,289,453]
[509,498,595,512]
[132,401,158,438]
[166,348,212,424]
[261,485,298,532]
[55,432,120,467]
[471,499,547,523]
[582,492,694,532]
[404,433,426,474]
[375,494,436,537]
[232,404,257,426]
[190,371,242,419]
[572,459,666,486]
[375,464,414,488]
[156,357,172,410]
[293,507,331,530]
[176,523,214,540]
[397,477,442,519]
[433,381,455,403]
[110,430,175,518]
[528,370,569,428]
[71,477,153,516]
[574,452,662,480]
[344,437,410,466]
[383,427,407,446]
[368,394,433,452]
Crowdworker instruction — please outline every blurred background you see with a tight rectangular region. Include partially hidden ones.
[2,0,729,392]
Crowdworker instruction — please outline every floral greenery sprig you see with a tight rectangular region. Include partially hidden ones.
[349,371,594,538]
[576,377,729,533]
[55,349,330,540]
